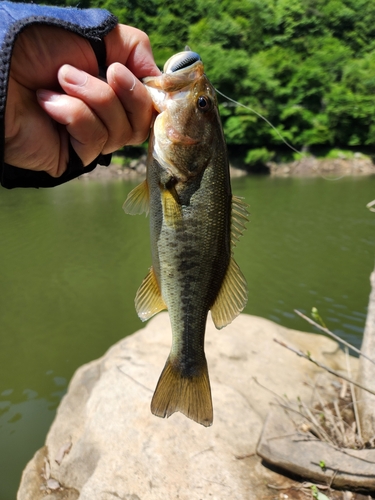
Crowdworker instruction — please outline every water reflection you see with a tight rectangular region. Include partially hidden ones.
[231,175,375,348]
[0,373,67,499]
[0,175,374,498]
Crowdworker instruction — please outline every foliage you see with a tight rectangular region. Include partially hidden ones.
[244,147,274,166]
[41,0,375,163]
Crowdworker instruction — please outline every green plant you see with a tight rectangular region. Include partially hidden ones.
[244,147,274,166]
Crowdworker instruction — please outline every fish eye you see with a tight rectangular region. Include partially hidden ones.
[197,96,211,111]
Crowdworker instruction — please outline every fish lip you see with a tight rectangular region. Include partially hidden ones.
[164,51,202,74]
[144,86,166,113]
[142,51,204,98]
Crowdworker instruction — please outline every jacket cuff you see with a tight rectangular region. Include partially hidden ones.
[0,2,117,188]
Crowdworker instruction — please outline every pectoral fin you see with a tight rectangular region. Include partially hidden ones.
[135,267,167,321]
[123,180,150,215]
[210,257,248,329]
[161,187,182,228]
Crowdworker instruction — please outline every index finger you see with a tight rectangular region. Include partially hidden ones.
[104,24,161,80]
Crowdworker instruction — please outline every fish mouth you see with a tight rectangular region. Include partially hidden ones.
[143,49,205,113]
[164,50,201,74]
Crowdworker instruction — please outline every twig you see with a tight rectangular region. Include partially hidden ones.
[294,309,375,366]
[116,365,153,392]
[234,452,256,459]
[312,389,347,448]
[272,397,375,458]
[272,401,329,442]
[297,397,329,443]
[252,376,289,405]
[323,400,346,447]
[273,338,375,396]
[340,379,348,399]
[333,399,347,447]
[267,484,288,490]
[328,469,338,490]
[345,347,362,443]
[300,400,336,445]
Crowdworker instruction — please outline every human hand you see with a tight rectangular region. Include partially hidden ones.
[4,24,160,178]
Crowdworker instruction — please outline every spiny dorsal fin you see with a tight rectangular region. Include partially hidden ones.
[231,195,248,247]
[161,187,182,228]
[210,256,248,329]
[151,356,213,427]
[135,267,167,321]
[123,180,149,215]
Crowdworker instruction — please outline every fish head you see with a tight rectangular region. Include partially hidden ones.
[143,50,223,181]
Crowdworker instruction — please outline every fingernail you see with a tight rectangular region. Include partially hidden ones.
[111,65,137,91]
[60,65,88,86]
[129,76,136,91]
[37,89,61,102]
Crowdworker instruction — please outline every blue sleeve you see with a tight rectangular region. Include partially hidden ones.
[0,1,118,188]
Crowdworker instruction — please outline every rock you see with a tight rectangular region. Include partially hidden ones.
[18,313,353,500]
[357,270,375,443]
[257,406,375,491]
[268,156,375,177]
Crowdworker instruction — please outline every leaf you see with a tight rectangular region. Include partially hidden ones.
[311,484,331,500]
[316,492,331,500]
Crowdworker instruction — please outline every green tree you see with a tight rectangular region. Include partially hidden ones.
[37,0,375,161]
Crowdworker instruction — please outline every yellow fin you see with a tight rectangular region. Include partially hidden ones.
[231,195,248,246]
[210,257,248,329]
[162,188,182,228]
[135,267,167,321]
[123,180,149,215]
[151,357,213,427]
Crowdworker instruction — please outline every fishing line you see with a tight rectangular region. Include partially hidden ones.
[214,87,303,155]
[215,88,347,181]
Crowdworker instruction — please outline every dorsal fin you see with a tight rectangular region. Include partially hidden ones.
[231,195,248,247]
[210,256,248,329]
[123,180,150,215]
[135,267,167,321]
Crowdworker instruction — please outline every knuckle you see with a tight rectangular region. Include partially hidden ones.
[138,31,151,47]
[129,26,151,47]
[130,128,149,146]
[88,123,108,150]
[119,125,149,147]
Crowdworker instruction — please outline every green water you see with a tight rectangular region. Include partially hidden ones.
[0,175,374,498]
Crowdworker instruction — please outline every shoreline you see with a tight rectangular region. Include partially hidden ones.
[78,153,375,182]
[267,153,375,177]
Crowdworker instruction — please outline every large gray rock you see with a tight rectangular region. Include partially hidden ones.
[18,313,350,500]
[357,270,375,442]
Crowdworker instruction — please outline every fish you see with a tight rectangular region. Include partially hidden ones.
[123,49,248,427]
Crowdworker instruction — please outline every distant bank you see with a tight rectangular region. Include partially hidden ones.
[77,152,375,182]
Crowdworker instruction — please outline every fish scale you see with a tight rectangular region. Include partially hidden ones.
[123,50,248,426]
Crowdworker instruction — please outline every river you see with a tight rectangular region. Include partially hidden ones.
[0,174,374,498]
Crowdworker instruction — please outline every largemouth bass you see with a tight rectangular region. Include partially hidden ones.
[123,50,248,427]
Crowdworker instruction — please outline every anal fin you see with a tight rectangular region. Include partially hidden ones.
[135,267,167,321]
[151,357,213,427]
[210,256,248,329]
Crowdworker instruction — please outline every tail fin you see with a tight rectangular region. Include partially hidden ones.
[151,357,213,427]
